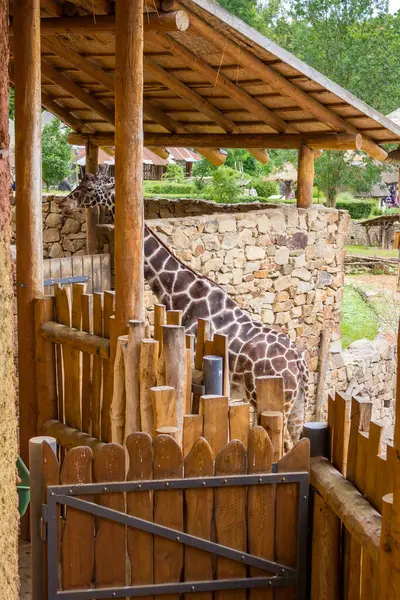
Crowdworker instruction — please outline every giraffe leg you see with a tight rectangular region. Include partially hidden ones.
[287,383,305,446]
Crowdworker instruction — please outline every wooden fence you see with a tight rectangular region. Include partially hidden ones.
[310,392,398,600]
[43,253,111,295]
[40,431,310,599]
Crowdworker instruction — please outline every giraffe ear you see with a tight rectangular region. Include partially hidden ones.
[104,181,114,189]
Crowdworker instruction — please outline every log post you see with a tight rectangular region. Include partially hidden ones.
[112,0,144,415]
[85,138,99,255]
[297,143,314,209]
[14,0,43,475]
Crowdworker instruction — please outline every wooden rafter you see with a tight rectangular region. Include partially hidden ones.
[42,92,93,132]
[41,60,114,123]
[10,11,190,34]
[184,7,387,161]
[40,0,62,17]
[144,55,236,133]
[68,131,363,150]
[151,32,297,135]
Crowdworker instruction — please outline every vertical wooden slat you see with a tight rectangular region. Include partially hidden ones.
[256,375,285,418]
[355,431,369,494]
[139,339,159,436]
[101,254,112,292]
[92,292,103,439]
[61,447,94,591]
[380,493,395,600]
[332,393,351,476]
[275,438,310,600]
[260,410,284,462]
[82,255,93,294]
[184,438,214,600]
[347,397,373,485]
[43,259,52,295]
[183,414,204,459]
[93,444,126,598]
[126,432,154,600]
[327,394,335,462]
[184,347,193,415]
[102,290,115,442]
[92,254,102,296]
[163,325,186,442]
[228,402,250,448]
[110,335,128,445]
[154,304,166,357]
[194,318,210,370]
[35,296,58,431]
[199,395,228,458]
[213,333,230,397]
[81,293,93,434]
[124,320,145,441]
[215,440,247,600]
[154,435,184,600]
[311,493,341,600]
[55,285,71,426]
[166,310,182,325]
[248,426,274,600]
[151,385,177,435]
[69,283,85,430]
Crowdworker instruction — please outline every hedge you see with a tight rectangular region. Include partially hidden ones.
[143,182,196,195]
[335,199,375,219]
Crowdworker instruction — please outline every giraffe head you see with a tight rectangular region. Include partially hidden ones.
[63,167,115,216]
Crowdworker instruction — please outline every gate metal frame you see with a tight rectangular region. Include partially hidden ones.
[44,471,309,600]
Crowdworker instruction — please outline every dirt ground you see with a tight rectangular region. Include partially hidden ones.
[345,272,398,295]
[19,540,31,600]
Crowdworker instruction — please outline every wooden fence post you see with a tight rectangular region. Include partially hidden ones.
[311,493,341,600]
[35,297,57,432]
[30,436,57,600]
[163,325,186,442]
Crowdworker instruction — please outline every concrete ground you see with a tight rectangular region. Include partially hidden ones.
[19,539,31,600]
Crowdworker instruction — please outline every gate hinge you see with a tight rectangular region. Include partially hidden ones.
[40,505,48,542]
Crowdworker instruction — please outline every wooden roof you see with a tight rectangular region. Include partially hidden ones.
[10,0,400,160]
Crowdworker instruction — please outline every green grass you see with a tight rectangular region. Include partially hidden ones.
[345,245,398,259]
[341,286,379,348]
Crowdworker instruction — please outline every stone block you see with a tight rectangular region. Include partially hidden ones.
[261,309,274,324]
[274,276,291,292]
[275,247,289,265]
[49,242,63,258]
[218,218,237,233]
[291,267,311,281]
[221,233,239,250]
[270,213,286,233]
[61,218,80,235]
[43,228,60,243]
[45,213,62,228]
[275,311,290,325]
[246,245,265,260]
[257,215,270,233]
[203,234,220,251]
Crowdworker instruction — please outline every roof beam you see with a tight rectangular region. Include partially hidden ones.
[41,92,93,132]
[184,7,387,161]
[151,32,296,134]
[144,56,236,133]
[41,60,115,123]
[41,37,188,134]
[40,0,63,17]
[10,11,190,34]
[68,131,363,150]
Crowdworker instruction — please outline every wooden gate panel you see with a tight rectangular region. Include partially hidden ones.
[43,253,111,295]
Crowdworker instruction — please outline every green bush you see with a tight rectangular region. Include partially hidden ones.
[162,163,185,183]
[335,199,375,219]
[211,167,241,203]
[251,178,279,198]
[144,181,196,195]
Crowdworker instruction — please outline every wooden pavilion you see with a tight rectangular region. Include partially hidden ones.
[11,0,400,482]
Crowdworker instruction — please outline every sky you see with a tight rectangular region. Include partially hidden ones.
[390,0,400,11]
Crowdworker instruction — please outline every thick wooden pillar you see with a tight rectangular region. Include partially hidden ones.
[297,143,314,209]
[85,138,99,254]
[114,0,144,330]
[14,0,43,469]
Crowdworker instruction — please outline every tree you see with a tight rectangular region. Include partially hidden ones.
[162,162,185,182]
[314,151,385,206]
[211,166,241,203]
[42,118,72,190]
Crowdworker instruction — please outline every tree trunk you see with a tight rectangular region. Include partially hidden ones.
[326,190,337,208]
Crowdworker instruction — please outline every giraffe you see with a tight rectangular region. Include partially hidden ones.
[63,171,309,445]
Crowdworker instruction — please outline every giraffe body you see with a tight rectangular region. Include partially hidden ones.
[63,172,309,444]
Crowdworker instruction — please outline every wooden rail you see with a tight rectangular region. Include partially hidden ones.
[40,321,110,358]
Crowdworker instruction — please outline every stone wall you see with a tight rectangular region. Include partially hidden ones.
[147,205,349,419]
[328,334,396,437]
[346,218,400,247]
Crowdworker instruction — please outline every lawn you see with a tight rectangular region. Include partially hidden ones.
[341,285,379,348]
[345,245,398,259]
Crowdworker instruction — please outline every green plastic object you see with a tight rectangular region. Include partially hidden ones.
[17,456,30,517]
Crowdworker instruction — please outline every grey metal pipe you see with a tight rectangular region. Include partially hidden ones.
[203,355,223,396]
[301,422,329,458]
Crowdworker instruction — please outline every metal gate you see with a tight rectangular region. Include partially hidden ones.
[43,471,309,600]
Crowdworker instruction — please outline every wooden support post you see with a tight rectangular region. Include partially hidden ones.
[30,436,57,600]
[14,0,43,478]
[297,143,314,209]
[260,410,284,461]
[113,0,144,356]
[85,139,99,255]
[163,325,186,443]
